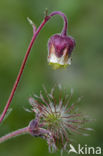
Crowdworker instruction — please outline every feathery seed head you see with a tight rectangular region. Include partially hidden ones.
[28,86,91,153]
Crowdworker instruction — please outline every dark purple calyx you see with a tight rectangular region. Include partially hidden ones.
[48,34,75,58]
[28,119,40,136]
[28,119,51,138]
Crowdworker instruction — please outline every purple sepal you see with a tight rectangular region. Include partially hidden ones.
[48,34,75,58]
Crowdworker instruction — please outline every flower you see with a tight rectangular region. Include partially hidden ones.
[48,34,75,69]
[28,86,91,154]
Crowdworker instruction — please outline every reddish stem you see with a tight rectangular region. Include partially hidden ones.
[0,18,49,123]
[0,11,68,123]
[0,127,29,143]
[50,11,68,36]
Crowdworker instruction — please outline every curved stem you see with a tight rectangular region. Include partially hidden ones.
[0,127,29,143]
[50,11,68,36]
[0,11,68,123]
[0,18,49,123]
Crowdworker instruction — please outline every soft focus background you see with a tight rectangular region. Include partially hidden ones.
[0,0,103,156]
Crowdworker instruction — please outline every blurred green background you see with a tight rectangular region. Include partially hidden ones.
[0,0,103,156]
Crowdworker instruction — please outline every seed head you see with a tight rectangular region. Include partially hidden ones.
[28,86,92,154]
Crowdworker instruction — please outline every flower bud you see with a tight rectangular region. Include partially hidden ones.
[48,34,75,69]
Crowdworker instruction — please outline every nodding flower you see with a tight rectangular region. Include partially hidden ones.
[48,34,75,69]
[28,86,92,154]
[47,11,75,69]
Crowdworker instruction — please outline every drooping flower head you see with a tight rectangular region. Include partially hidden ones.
[47,11,76,69]
[28,85,92,154]
[48,34,75,69]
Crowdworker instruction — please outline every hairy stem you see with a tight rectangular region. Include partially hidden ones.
[0,127,29,143]
[0,11,68,123]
